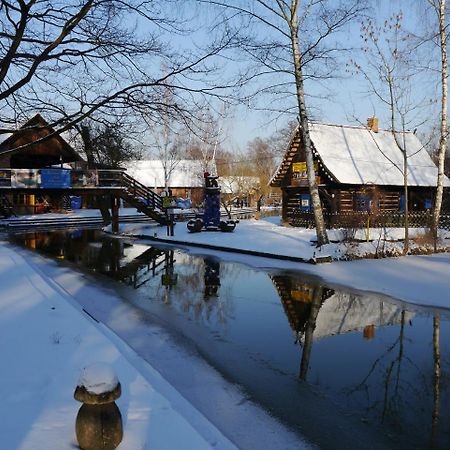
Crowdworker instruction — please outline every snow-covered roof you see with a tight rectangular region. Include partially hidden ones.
[125,159,214,188]
[219,176,260,194]
[271,123,449,187]
[0,132,12,145]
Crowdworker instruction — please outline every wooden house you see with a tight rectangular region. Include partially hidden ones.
[0,114,83,168]
[0,114,85,214]
[270,120,450,225]
[125,159,217,207]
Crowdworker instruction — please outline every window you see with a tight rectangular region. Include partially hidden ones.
[355,194,371,212]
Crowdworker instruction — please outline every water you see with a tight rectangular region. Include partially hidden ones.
[8,228,450,449]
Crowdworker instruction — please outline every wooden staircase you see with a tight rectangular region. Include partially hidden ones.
[119,173,168,225]
[0,194,16,218]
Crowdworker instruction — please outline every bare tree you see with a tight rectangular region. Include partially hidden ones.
[247,137,277,207]
[356,13,431,254]
[428,0,448,250]
[0,0,238,152]
[197,1,365,246]
[185,107,228,178]
[146,84,187,191]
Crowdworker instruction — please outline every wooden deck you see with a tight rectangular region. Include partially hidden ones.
[0,168,169,225]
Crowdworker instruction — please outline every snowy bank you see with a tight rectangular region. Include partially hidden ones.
[0,241,240,450]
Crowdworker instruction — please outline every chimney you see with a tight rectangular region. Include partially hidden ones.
[367,117,379,133]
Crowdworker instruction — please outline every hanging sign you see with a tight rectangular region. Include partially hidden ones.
[71,170,98,188]
[41,169,71,188]
[11,169,41,188]
[162,196,177,208]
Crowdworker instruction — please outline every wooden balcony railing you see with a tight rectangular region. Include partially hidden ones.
[0,168,125,189]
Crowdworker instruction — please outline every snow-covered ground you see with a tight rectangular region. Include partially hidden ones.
[108,216,450,310]
[0,241,243,450]
[0,239,309,450]
[0,207,144,223]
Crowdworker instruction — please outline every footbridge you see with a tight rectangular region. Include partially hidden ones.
[0,168,169,228]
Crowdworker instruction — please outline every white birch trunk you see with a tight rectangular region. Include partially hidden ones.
[432,0,448,250]
[289,2,329,246]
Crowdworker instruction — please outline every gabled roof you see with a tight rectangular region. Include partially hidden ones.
[271,123,449,187]
[0,114,83,162]
[125,159,215,188]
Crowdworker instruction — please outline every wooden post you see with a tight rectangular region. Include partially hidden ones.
[111,195,119,233]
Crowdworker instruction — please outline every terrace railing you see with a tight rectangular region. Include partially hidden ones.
[290,210,450,231]
[0,168,125,189]
[0,168,168,224]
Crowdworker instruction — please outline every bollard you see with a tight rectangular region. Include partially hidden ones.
[74,363,123,450]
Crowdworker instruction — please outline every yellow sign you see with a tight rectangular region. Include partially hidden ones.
[292,162,318,173]
[291,288,313,303]
[292,162,306,173]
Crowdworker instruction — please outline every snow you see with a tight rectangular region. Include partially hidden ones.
[0,207,145,224]
[2,210,450,449]
[273,123,450,187]
[77,363,119,395]
[311,292,415,340]
[309,123,449,186]
[0,240,243,450]
[108,216,450,310]
[0,131,12,145]
[125,159,210,188]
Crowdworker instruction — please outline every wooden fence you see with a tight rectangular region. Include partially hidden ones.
[290,210,450,231]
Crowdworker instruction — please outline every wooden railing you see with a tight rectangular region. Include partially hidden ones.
[0,168,125,189]
[120,172,163,211]
[290,210,450,231]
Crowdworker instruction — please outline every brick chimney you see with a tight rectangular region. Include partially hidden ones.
[367,117,379,133]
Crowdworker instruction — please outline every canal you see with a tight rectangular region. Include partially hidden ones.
[7,228,450,450]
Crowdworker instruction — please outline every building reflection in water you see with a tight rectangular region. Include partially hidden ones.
[270,273,449,448]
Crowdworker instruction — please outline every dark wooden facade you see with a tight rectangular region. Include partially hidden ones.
[0,114,86,214]
[0,114,83,168]
[271,127,440,225]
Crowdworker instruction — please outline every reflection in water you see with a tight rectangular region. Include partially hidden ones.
[431,315,441,450]
[10,229,450,450]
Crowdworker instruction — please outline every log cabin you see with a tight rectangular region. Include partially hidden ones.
[270,119,450,226]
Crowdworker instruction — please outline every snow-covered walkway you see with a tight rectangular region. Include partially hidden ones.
[0,240,240,450]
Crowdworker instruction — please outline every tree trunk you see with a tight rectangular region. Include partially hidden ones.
[80,125,95,169]
[289,8,329,246]
[403,152,409,254]
[432,0,448,251]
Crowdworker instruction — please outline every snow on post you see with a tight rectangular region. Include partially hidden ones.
[74,363,123,450]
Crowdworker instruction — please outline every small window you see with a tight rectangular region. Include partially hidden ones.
[355,194,371,212]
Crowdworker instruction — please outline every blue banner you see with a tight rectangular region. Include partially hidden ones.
[40,169,71,188]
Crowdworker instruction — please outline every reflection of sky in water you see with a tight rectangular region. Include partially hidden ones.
[10,229,450,450]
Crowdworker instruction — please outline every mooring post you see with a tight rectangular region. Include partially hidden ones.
[111,195,119,233]
[74,363,123,450]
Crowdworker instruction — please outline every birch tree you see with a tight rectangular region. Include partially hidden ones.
[197,0,364,246]
[429,0,448,250]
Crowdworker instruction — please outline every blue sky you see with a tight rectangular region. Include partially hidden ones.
[205,0,443,150]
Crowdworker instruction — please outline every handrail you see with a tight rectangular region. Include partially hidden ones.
[121,172,163,210]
